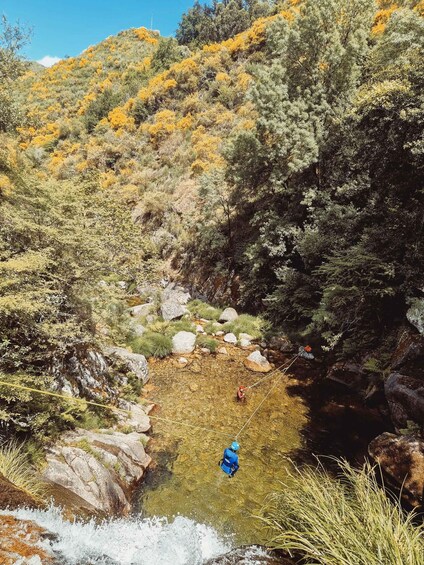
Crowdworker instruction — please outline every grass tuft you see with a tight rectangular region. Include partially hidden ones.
[131,332,173,358]
[187,299,221,321]
[261,458,424,565]
[0,441,46,501]
[222,314,268,340]
[196,335,219,353]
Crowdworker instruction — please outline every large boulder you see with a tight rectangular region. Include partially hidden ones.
[161,300,188,321]
[244,351,272,373]
[219,308,239,323]
[43,428,151,515]
[224,333,238,345]
[326,361,367,392]
[172,331,196,354]
[407,298,424,336]
[369,432,424,507]
[162,283,191,305]
[204,546,294,564]
[268,336,295,353]
[385,372,424,431]
[105,346,149,384]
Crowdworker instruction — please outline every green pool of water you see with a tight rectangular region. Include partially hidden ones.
[138,347,308,545]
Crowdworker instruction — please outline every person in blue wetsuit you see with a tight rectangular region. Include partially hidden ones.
[219,441,240,477]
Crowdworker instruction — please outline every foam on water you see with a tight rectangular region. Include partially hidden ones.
[1,506,231,565]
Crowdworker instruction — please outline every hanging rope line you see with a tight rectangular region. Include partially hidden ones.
[234,355,299,441]
[246,355,298,390]
[0,353,299,442]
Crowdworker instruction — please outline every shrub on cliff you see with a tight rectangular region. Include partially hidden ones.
[0,441,46,501]
[262,459,424,565]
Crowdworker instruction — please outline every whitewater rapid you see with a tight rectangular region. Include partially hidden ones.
[1,506,232,564]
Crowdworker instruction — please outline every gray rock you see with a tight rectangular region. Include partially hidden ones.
[131,322,146,337]
[219,307,239,323]
[217,347,228,355]
[224,333,237,344]
[369,432,424,507]
[239,338,251,348]
[215,330,225,337]
[196,324,205,333]
[244,351,272,373]
[162,284,191,305]
[129,303,153,318]
[172,331,196,354]
[44,428,151,515]
[385,372,424,431]
[407,298,424,335]
[105,346,149,384]
[269,336,295,353]
[117,400,151,433]
[391,328,424,376]
[239,333,254,342]
[161,300,188,321]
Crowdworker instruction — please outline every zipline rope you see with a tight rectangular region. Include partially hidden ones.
[0,354,298,442]
[234,355,299,441]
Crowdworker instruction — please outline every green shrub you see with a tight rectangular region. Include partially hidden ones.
[0,441,46,501]
[204,321,222,334]
[261,459,424,565]
[196,335,218,353]
[222,314,268,340]
[131,332,172,358]
[187,299,221,321]
[148,319,195,337]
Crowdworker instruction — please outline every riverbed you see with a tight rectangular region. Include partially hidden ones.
[137,346,307,545]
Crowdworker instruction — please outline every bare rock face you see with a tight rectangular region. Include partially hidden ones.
[219,307,239,323]
[385,372,424,431]
[407,298,424,336]
[172,331,196,354]
[162,283,191,305]
[105,346,149,384]
[244,351,272,373]
[391,328,424,378]
[369,432,424,507]
[43,428,151,516]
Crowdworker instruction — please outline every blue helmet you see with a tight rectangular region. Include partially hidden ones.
[231,441,240,451]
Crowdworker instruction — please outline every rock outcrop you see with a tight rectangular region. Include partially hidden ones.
[172,331,196,354]
[105,346,149,384]
[407,298,424,336]
[43,427,151,515]
[369,432,424,507]
[385,372,424,431]
[244,351,272,373]
[391,328,424,378]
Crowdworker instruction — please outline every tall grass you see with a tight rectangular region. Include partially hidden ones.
[0,441,46,501]
[187,299,221,321]
[261,459,424,565]
[131,332,173,358]
[222,314,269,340]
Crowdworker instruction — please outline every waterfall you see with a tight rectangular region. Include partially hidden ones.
[1,506,232,565]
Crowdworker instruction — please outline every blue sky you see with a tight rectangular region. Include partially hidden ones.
[1,0,196,65]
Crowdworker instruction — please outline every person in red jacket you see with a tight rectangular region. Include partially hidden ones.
[236,385,247,402]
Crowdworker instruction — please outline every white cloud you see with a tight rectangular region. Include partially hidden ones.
[37,55,62,68]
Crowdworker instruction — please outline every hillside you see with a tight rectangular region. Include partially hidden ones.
[7,0,424,359]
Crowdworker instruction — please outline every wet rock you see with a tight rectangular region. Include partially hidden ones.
[244,351,272,373]
[391,328,424,377]
[105,346,149,384]
[219,308,239,323]
[369,432,424,507]
[0,474,38,510]
[326,361,367,391]
[268,336,295,353]
[129,303,153,318]
[0,515,55,564]
[204,545,294,564]
[224,333,237,344]
[172,331,196,354]
[44,428,151,515]
[407,298,424,336]
[161,300,188,321]
[385,372,424,431]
